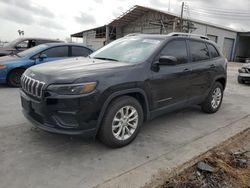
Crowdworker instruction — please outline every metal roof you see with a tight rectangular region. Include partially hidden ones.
[71,5,238,37]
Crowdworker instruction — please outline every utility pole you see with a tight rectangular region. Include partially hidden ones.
[168,0,170,12]
[180,2,184,32]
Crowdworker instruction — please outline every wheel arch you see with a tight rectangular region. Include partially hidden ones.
[215,76,226,90]
[96,88,150,134]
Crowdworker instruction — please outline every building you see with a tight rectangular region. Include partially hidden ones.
[71,5,240,61]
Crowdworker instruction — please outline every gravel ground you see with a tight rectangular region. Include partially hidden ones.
[153,129,250,188]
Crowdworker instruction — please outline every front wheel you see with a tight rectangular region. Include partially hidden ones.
[98,96,143,148]
[7,69,25,87]
[201,82,224,114]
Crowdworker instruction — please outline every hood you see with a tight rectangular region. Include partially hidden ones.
[25,57,137,84]
[0,55,21,65]
[0,47,15,55]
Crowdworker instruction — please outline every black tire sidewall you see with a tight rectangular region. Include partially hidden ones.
[238,76,244,84]
[204,82,224,113]
[99,96,143,148]
[7,69,25,87]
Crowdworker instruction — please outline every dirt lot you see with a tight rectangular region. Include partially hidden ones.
[147,129,250,188]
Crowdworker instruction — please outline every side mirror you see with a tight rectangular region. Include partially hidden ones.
[158,56,177,66]
[15,45,20,50]
[39,53,47,61]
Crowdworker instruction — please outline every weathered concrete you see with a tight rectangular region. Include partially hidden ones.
[0,62,249,188]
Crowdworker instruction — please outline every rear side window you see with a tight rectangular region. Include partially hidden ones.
[189,40,210,62]
[160,40,188,64]
[72,46,91,57]
[43,46,68,57]
[207,43,220,58]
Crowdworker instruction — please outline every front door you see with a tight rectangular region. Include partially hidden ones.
[149,39,191,110]
[36,46,69,64]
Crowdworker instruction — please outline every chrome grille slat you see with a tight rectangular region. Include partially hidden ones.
[21,75,45,98]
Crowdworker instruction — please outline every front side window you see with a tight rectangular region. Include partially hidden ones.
[42,46,68,57]
[90,37,163,63]
[207,43,220,58]
[16,40,28,49]
[189,40,210,62]
[159,40,188,64]
[72,46,91,57]
[18,44,47,58]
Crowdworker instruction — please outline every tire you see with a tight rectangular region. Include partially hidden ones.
[238,76,245,84]
[201,82,224,114]
[98,96,143,148]
[7,69,25,87]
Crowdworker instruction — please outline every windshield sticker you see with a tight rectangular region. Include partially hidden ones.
[142,39,161,44]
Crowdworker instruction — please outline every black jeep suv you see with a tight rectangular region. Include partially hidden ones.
[20,33,227,148]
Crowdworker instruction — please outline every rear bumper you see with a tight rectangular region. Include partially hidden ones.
[20,90,99,137]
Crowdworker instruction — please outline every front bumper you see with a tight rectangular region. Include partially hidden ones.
[238,73,250,81]
[20,90,99,137]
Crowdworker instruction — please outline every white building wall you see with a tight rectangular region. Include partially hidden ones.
[190,22,237,54]
[82,30,105,50]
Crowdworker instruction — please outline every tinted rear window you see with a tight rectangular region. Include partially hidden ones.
[189,40,210,62]
[72,46,91,57]
[207,43,220,58]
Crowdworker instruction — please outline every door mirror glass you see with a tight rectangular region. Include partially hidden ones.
[39,53,47,61]
[158,56,177,66]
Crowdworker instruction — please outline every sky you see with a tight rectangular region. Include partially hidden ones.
[0,0,250,42]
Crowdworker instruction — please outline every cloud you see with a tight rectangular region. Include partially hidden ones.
[112,6,125,17]
[0,0,54,18]
[75,12,96,25]
[0,0,64,31]
[0,5,34,25]
[37,18,65,30]
[93,0,103,3]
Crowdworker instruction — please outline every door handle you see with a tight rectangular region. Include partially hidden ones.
[183,68,191,72]
[210,64,216,69]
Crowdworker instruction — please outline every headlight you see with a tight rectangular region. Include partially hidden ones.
[238,68,247,73]
[47,82,97,95]
[0,65,6,70]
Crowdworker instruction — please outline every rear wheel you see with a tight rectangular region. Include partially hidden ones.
[201,82,223,113]
[7,69,25,87]
[98,96,143,148]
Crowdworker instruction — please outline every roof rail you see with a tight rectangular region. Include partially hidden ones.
[125,33,141,37]
[167,32,209,40]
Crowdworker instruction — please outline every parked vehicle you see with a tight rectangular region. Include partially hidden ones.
[238,63,250,84]
[20,33,227,148]
[0,43,93,87]
[0,38,63,57]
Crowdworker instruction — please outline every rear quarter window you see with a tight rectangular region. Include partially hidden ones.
[207,43,220,58]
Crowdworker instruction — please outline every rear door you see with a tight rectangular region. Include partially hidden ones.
[70,46,92,57]
[187,39,211,100]
[149,39,192,109]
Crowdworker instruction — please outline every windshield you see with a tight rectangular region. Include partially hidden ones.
[90,37,163,63]
[5,38,22,48]
[17,44,47,57]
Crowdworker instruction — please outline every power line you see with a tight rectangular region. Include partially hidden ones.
[188,8,250,16]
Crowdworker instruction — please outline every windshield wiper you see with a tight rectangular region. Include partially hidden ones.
[93,57,119,61]
[14,53,21,57]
